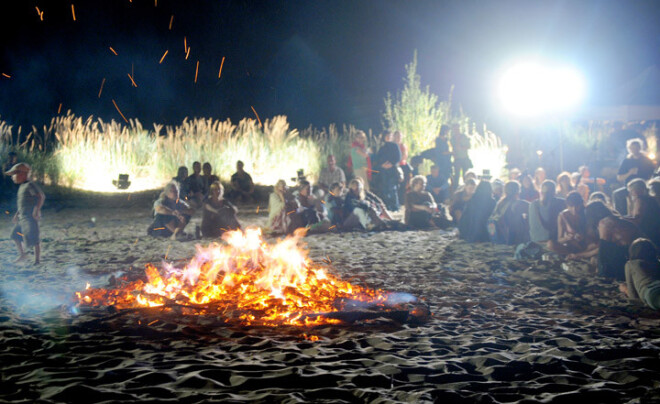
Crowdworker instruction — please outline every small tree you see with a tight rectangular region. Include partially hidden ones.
[383,51,450,156]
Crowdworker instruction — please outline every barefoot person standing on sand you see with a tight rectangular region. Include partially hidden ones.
[6,163,45,264]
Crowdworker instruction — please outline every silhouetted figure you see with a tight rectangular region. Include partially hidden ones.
[229,160,255,203]
[458,180,496,243]
[374,132,402,211]
[201,162,220,197]
[613,138,656,215]
[488,181,530,245]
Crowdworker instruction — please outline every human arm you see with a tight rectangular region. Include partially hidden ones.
[32,184,45,220]
[556,213,570,244]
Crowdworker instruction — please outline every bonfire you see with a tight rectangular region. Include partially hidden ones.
[76,228,425,327]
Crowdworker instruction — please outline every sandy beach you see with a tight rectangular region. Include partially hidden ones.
[1,200,660,403]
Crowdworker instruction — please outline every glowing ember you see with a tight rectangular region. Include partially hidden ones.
[76,228,390,326]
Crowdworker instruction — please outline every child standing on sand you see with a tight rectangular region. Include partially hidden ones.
[6,163,45,264]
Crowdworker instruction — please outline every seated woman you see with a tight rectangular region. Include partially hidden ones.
[627,178,660,247]
[555,171,573,199]
[201,182,241,238]
[267,179,290,234]
[620,238,660,310]
[343,178,386,231]
[449,178,477,224]
[548,191,590,255]
[148,182,194,240]
[325,182,346,226]
[458,180,496,242]
[488,181,530,245]
[595,205,641,280]
[405,175,449,229]
[528,180,566,245]
[519,174,539,202]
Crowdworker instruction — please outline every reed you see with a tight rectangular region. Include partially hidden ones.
[0,113,339,192]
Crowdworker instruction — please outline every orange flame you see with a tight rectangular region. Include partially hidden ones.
[76,228,386,326]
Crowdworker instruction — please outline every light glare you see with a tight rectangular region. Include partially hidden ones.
[499,62,585,117]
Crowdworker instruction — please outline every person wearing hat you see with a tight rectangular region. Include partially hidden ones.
[6,163,45,264]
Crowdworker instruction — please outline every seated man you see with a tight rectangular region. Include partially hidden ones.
[148,182,194,240]
[317,155,346,195]
[620,238,660,310]
[228,160,255,203]
[426,165,450,205]
[201,162,220,197]
[183,161,204,208]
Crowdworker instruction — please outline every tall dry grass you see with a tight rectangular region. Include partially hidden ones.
[0,113,347,192]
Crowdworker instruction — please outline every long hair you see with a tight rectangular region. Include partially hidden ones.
[349,178,366,200]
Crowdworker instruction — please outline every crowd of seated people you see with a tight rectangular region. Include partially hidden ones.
[148,160,245,240]
[145,131,660,312]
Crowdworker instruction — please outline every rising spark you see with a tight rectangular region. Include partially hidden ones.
[71,4,76,21]
[98,78,105,98]
[111,99,129,123]
[159,50,168,64]
[127,73,138,87]
[57,103,62,114]
[194,61,199,83]
[2,73,11,79]
[109,47,118,56]
[218,56,225,78]
[251,106,262,127]
[168,15,174,30]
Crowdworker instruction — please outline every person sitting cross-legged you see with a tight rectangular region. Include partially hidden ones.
[148,182,194,240]
[228,160,255,204]
[200,182,241,238]
[620,238,660,310]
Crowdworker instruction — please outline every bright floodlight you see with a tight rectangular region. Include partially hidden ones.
[498,62,585,117]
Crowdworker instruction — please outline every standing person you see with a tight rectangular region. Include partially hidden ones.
[528,180,566,245]
[347,130,372,191]
[374,132,402,211]
[6,163,44,264]
[393,131,412,202]
[613,138,656,215]
[317,155,346,195]
[173,166,190,200]
[229,160,255,204]
[421,125,453,188]
[450,123,472,189]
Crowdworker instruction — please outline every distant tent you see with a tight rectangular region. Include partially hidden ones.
[578,65,660,121]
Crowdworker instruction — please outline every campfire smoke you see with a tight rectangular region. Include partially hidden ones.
[75,228,420,326]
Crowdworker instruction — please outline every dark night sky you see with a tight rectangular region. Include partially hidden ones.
[1,0,659,132]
